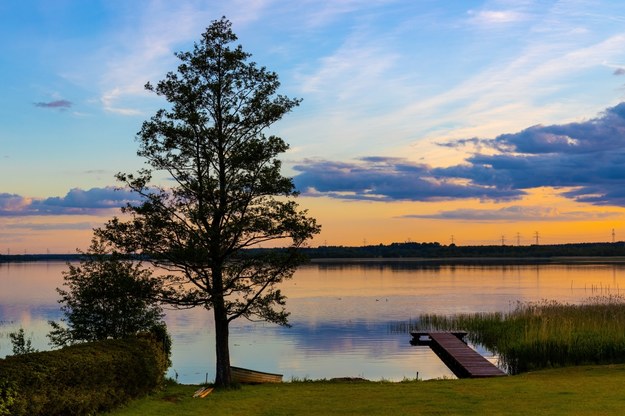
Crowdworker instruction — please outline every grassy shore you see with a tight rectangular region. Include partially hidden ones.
[107,364,625,415]
[107,297,625,415]
[414,295,625,374]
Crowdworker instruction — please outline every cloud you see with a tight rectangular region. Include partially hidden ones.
[95,0,276,115]
[5,222,95,231]
[292,157,523,202]
[294,102,625,207]
[403,206,620,222]
[382,31,625,150]
[436,102,625,206]
[467,9,528,25]
[93,2,233,116]
[83,169,110,175]
[33,99,72,109]
[0,187,143,217]
[0,194,30,212]
[613,68,625,75]
[562,185,625,206]
[100,88,143,116]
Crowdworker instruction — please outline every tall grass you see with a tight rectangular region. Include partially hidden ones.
[408,295,625,374]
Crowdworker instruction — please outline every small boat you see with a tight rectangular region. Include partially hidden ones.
[230,366,283,384]
[192,386,214,398]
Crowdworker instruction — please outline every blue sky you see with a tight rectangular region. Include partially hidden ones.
[3,0,625,252]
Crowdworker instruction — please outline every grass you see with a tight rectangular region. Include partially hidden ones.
[106,296,625,414]
[412,295,625,373]
[106,365,625,415]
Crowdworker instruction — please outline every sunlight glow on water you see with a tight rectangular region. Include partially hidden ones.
[2,261,625,383]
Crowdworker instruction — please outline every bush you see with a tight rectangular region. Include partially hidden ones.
[0,380,17,416]
[0,335,169,416]
[9,328,37,355]
[49,237,166,348]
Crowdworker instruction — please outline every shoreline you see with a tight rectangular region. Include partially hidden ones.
[310,256,625,265]
[4,254,625,265]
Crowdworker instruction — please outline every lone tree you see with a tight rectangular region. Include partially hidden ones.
[98,17,320,387]
[48,237,166,348]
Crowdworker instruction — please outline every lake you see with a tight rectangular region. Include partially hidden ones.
[2,260,625,383]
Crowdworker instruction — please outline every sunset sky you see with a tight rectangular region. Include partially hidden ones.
[3,0,625,253]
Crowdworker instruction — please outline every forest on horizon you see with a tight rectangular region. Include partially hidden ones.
[2,241,625,263]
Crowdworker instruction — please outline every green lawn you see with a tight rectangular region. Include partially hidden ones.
[106,364,625,415]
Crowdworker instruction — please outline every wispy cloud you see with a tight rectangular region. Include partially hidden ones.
[100,88,143,116]
[385,33,625,147]
[33,99,72,109]
[277,1,625,169]
[293,0,395,29]
[86,2,213,115]
[403,206,621,222]
[92,1,277,116]
[467,9,528,25]
[5,222,95,231]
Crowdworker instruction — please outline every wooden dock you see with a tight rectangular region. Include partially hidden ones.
[411,332,506,378]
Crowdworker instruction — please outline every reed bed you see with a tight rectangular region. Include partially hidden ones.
[406,295,625,374]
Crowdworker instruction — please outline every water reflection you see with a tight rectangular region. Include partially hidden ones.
[2,261,625,383]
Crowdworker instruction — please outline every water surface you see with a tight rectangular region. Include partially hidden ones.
[1,261,624,383]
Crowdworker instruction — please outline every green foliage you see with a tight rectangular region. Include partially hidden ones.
[142,323,173,369]
[0,335,168,416]
[98,17,320,387]
[8,328,37,355]
[106,365,625,416]
[48,237,166,347]
[414,295,625,373]
[0,380,17,416]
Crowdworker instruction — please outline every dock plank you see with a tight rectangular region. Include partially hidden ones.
[414,332,506,378]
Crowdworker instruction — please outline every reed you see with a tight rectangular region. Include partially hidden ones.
[410,295,625,374]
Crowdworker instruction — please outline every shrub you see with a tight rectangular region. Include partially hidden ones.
[0,380,17,416]
[0,335,168,416]
[8,328,37,355]
[49,237,166,348]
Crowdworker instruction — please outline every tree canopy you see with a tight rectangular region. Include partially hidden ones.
[99,17,320,387]
[48,237,166,348]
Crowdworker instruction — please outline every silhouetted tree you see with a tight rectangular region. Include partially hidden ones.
[9,328,37,355]
[98,17,320,387]
[48,237,166,348]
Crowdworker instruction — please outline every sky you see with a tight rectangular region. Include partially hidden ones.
[3,0,625,253]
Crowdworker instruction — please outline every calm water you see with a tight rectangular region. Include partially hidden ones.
[2,260,625,383]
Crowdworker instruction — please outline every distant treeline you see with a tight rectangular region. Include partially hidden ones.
[0,253,84,263]
[299,241,625,260]
[2,242,625,264]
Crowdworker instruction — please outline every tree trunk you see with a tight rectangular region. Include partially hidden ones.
[213,302,231,387]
